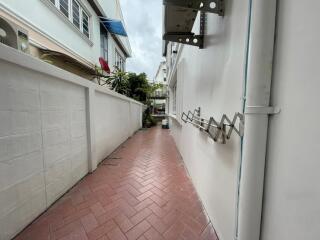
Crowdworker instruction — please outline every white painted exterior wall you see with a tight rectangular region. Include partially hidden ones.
[154,61,167,84]
[166,1,250,239]
[0,45,143,240]
[166,0,320,240]
[261,1,320,239]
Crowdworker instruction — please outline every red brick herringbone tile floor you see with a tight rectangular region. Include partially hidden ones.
[14,127,218,240]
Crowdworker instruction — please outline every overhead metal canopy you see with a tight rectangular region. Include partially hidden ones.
[100,17,128,37]
[163,0,224,49]
[164,4,198,34]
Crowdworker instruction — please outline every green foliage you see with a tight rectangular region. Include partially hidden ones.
[126,72,150,103]
[142,107,157,128]
[105,69,163,128]
[149,82,164,94]
[107,70,162,104]
[106,68,129,95]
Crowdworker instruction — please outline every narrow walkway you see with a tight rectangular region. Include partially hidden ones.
[15,127,218,240]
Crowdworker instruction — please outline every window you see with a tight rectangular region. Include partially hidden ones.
[59,0,69,18]
[170,61,184,119]
[47,0,91,39]
[115,50,125,71]
[100,33,108,60]
[72,0,80,29]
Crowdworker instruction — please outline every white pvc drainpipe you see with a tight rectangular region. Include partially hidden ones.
[237,0,278,240]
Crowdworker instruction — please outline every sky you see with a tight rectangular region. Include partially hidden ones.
[119,0,164,80]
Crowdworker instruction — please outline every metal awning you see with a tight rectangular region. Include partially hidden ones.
[100,17,128,37]
[39,49,97,76]
[163,0,224,49]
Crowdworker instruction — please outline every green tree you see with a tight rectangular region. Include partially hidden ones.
[106,68,128,95]
[126,72,150,103]
[126,73,163,104]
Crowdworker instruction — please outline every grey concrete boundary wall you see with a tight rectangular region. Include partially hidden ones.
[0,44,143,240]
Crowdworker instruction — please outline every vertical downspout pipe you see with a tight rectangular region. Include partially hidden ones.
[237,0,277,240]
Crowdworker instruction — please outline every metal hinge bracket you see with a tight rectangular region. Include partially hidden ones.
[163,0,224,16]
[163,33,204,48]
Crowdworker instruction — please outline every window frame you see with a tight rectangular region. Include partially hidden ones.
[72,0,81,29]
[100,33,108,60]
[169,60,184,121]
[59,0,69,18]
[82,10,90,38]
[115,50,125,71]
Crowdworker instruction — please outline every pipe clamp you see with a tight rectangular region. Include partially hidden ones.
[245,106,281,115]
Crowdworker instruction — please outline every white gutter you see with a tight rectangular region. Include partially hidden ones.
[237,0,278,240]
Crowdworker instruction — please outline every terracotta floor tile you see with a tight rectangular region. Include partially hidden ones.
[134,198,154,212]
[81,213,99,233]
[107,227,127,240]
[146,214,167,234]
[52,220,83,240]
[126,220,151,240]
[90,203,106,218]
[13,127,218,240]
[137,236,147,240]
[114,213,134,233]
[130,208,152,225]
[87,220,117,240]
[97,236,109,240]
[144,227,165,240]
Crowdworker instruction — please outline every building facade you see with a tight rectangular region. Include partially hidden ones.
[0,0,131,79]
[151,61,168,116]
[163,1,320,240]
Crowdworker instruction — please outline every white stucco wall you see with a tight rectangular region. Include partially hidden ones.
[154,62,166,84]
[95,93,142,163]
[0,45,143,240]
[261,1,320,239]
[167,1,250,239]
[167,1,320,239]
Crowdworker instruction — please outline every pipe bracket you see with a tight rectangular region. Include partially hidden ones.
[245,106,281,115]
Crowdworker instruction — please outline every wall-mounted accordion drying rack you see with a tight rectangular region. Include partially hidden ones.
[181,107,244,144]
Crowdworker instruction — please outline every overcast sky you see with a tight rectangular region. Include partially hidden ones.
[119,0,164,80]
